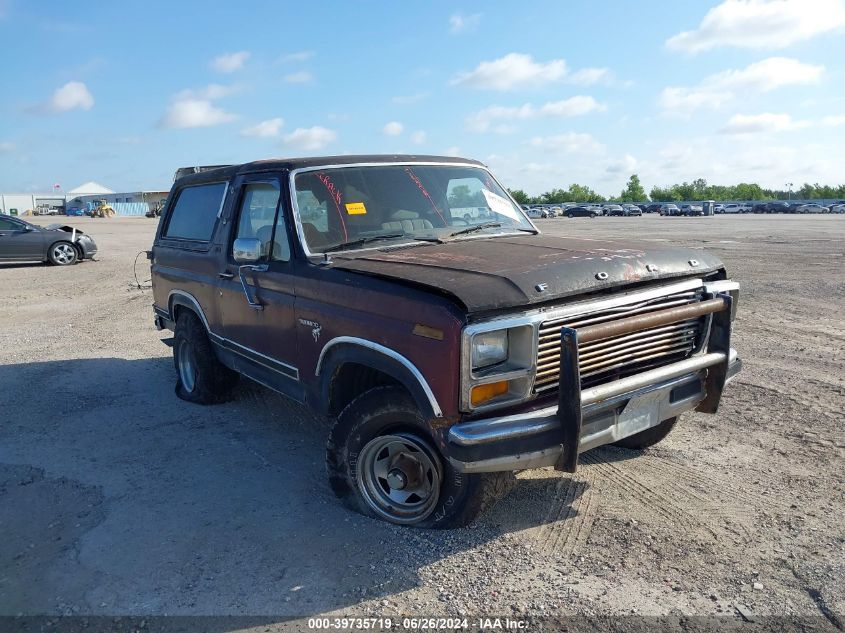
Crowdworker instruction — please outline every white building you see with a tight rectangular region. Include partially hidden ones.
[0,192,66,216]
[65,182,169,212]
[1,181,170,217]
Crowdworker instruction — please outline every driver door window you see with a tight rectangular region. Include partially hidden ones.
[233,182,289,262]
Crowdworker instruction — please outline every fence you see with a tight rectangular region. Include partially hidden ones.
[82,201,150,216]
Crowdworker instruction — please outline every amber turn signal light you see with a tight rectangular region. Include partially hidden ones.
[470,380,509,406]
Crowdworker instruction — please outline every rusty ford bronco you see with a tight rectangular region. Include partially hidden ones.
[150,155,741,528]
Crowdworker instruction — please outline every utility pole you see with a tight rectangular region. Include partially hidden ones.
[785,182,793,201]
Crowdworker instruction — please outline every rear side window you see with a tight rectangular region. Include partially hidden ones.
[164,182,227,241]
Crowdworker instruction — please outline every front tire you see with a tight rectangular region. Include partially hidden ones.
[327,386,514,528]
[48,242,78,266]
[612,416,678,449]
[173,311,239,404]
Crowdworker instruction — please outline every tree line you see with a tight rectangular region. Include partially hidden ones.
[508,176,845,204]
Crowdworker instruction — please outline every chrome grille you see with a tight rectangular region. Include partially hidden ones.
[534,287,706,393]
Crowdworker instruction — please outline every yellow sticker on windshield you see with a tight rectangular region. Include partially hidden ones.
[346,202,367,215]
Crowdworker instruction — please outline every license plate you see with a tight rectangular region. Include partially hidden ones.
[616,389,663,438]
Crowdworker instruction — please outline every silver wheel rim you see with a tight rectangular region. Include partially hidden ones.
[177,340,198,393]
[53,244,75,264]
[356,433,442,524]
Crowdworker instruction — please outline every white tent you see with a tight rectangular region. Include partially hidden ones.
[67,181,115,195]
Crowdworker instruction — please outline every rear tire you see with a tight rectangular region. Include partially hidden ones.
[327,386,514,528]
[173,311,239,404]
[612,416,678,449]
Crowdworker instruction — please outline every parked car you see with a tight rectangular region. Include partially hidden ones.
[566,206,599,218]
[150,154,741,528]
[766,201,791,214]
[644,204,663,214]
[795,204,828,214]
[722,204,742,214]
[829,204,845,214]
[0,214,97,265]
[682,205,704,217]
[547,206,562,217]
[624,204,643,216]
[604,205,625,216]
[713,204,725,214]
[526,208,548,219]
[660,204,681,216]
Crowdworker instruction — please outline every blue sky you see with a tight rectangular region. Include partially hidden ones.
[0,0,843,196]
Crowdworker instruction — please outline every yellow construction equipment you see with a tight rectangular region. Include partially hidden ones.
[90,199,116,218]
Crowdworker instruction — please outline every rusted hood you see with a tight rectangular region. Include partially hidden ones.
[330,234,723,312]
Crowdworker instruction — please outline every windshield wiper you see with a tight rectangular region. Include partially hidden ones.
[449,222,502,237]
[322,232,407,253]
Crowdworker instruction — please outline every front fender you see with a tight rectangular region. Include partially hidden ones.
[316,339,442,421]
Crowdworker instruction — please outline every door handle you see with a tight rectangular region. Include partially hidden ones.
[218,271,234,279]
[238,264,268,310]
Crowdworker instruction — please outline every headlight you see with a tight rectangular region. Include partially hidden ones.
[472,330,508,369]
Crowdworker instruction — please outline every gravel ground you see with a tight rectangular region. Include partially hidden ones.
[0,214,842,630]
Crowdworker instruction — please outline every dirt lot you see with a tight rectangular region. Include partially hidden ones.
[1,214,843,629]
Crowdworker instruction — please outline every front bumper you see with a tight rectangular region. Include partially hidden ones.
[77,237,98,259]
[447,292,740,474]
[447,350,741,473]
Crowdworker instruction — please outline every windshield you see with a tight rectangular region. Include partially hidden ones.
[293,164,534,253]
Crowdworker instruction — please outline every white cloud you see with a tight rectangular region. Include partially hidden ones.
[719,112,810,134]
[383,121,404,136]
[392,92,429,105]
[453,53,628,91]
[667,0,845,53]
[211,51,250,73]
[539,96,606,116]
[278,50,314,63]
[284,71,313,84]
[528,133,605,154]
[241,117,284,138]
[159,100,236,129]
[659,57,824,115]
[821,114,845,126]
[443,146,461,156]
[411,130,427,144]
[48,81,94,112]
[467,96,605,132]
[0,140,14,153]
[159,83,239,129]
[566,68,611,85]
[175,83,240,100]
[606,154,638,174]
[452,53,567,90]
[449,12,481,34]
[282,126,337,151]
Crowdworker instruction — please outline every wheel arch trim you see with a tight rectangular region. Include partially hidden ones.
[167,290,213,332]
[316,336,443,419]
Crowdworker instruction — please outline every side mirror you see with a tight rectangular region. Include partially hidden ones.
[233,237,262,263]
